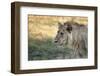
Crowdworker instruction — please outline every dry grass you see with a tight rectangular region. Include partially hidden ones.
[28,15,87,39]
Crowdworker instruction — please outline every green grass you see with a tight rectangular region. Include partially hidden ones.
[28,38,72,60]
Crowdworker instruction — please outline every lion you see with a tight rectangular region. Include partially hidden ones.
[54,21,88,58]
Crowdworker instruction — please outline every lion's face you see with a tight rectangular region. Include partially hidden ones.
[54,22,72,46]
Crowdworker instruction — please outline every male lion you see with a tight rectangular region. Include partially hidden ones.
[54,21,88,58]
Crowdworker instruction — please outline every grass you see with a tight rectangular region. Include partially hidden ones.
[28,38,72,60]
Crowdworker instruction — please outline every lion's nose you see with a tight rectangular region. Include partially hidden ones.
[54,40,58,43]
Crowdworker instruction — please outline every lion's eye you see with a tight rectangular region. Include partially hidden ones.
[60,32,64,35]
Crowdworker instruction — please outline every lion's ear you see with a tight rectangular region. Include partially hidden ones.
[58,22,63,28]
[66,25,72,33]
[58,22,63,26]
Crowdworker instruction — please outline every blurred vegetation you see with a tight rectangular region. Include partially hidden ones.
[28,38,73,60]
[28,15,88,60]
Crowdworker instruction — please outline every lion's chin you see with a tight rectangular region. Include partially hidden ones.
[56,45,64,48]
[56,43,66,48]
